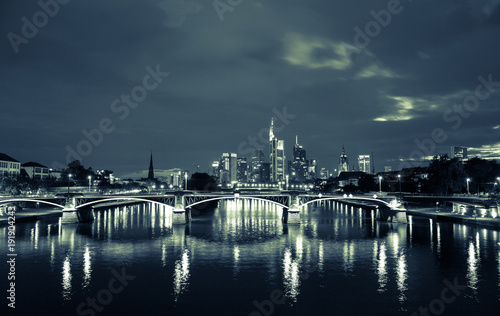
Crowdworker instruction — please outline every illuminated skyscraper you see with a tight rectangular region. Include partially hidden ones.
[291,136,308,181]
[269,118,285,183]
[338,145,349,176]
[358,155,371,174]
[219,153,237,187]
[237,157,248,183]
[251,149,265,182]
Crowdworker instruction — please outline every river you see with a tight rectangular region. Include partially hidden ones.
[1,200,500,315]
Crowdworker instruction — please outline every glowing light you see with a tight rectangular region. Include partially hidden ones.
[62,255,72,300]
[173,248,190,301]
[377,242,388,293]
[83,246,92,288]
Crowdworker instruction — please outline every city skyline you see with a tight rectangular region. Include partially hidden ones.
[2,1,500,178]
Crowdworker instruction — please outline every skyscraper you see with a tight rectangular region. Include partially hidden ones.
[251,149,265,182]
[338,145,349,176]
[358,155,371,174]
[269,118,285,183]
[237,157,248,183]
[219,153,237,187]
[291,136,308,181]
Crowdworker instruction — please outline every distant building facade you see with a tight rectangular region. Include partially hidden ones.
[21,162,49,180]
[0,153,21,177]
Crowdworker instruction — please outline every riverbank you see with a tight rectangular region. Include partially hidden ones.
[406,207,500,229]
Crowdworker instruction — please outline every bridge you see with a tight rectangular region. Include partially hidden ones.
[0,192,405,224]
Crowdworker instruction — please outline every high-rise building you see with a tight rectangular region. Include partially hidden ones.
[319,168,330,179]
[291,136,308,181]
[307,159,317,179]
[269,118,285,183]
[451,146,468,161]
[211,161,219,176]
[219,153,237,187]
[358,155,371,174]
[261,163,270,183]
[338,146,349,176]
[237,157,248,183]
[251,149,265,182]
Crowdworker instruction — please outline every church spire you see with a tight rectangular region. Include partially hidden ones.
[148,151,155,180]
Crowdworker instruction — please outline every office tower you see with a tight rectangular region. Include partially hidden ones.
[219,153,237,186]
[211,161,219,176]
[338,145,349,176]
[307,159,317,179]
[261,163,270,183]
[358,155,371,174]
[320,168,330,179]
[269,118,285,183]
[237,157,248,183]
[291,136,308,181]
[252,149,265,182]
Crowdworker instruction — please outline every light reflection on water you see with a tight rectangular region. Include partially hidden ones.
[1,200,500,315]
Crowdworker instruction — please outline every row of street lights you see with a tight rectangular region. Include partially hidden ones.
[467,177,500,194]
[378,174,402,193]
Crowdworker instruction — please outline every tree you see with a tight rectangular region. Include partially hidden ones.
[465,157,500,193]
[425,155,465,195]
[188,173,217,191]
[358,174,376,192]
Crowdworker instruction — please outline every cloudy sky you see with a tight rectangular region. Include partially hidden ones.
[1,0,500,178]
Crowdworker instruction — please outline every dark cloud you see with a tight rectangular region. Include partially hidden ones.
[1,0,499,176]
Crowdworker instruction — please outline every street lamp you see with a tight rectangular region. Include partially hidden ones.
[378,175,382,193]
[184,173,188,190]
[67,174,72,199]
[467,178,471,194]
[88,175,92,192]
[398,174,401,193]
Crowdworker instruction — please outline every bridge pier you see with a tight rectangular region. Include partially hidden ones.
[172,194,192,225]
[61,197,79,224]
[172,205,188,225]
[283,207,300,225]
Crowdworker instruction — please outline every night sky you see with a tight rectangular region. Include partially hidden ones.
[1,0,500,178]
